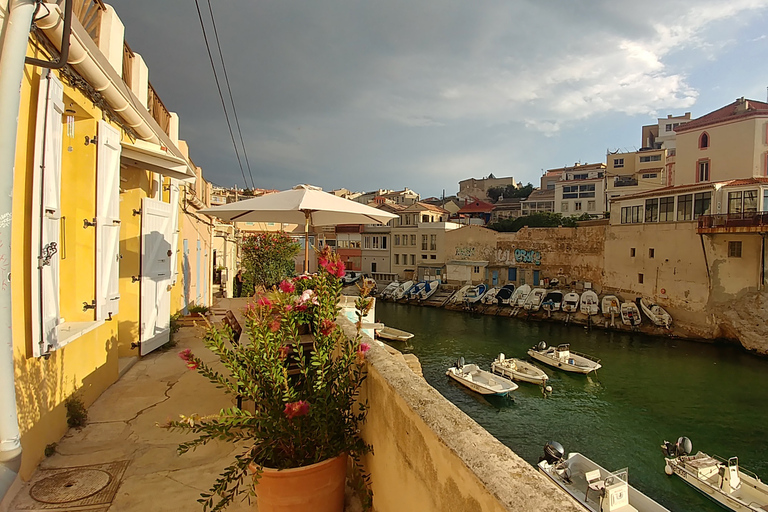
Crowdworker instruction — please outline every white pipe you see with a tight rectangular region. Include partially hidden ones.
[0,0,34,498]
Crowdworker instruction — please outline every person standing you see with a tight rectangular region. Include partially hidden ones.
[235,269,244,298]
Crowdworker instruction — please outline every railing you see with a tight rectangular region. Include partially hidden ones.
[613,177,638,187]
[147,82,172,136]
[69,0,105,43]
[122,41,134,87]
[697,212,768,231]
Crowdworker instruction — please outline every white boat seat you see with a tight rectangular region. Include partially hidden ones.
[584,469,605,503]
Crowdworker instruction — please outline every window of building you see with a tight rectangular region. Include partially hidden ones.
[665,123,673,132]
[744,190,758,212]
[422,234,428,250]
[394,254,400,265]
[614,158,624,168]
[422,215,430,222]
[382,236,387,249]
[575,202,582,211]
[562,202,569,212]
[394,234,400,246]
[630,248,636,257]
[430,254,436,259]
[563,185,578,199]
[697,160,710,182]
[430,234,437,251]
[649,248,655,258]
[364,237,371,249]
[645,198,659,222]
[693,192,711,219]
[421,254,427,259]
[639,154,662,162]
[631,205,641,223]
[659,196,674,221]
[587,200,596,211]
[699,132,709,149]
[473,266,480,274]
[642,173,658,179]
[579,184,596,198]
[410,234,416,245]
[677,194,693,221]
[410,254,415,265]
[728,191,742,214]
[638,273,644,284]
[728,241,742,258]
[620,206,642,224]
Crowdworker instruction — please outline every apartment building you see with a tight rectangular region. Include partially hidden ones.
[553,163,606,217]
[520,170,562,215]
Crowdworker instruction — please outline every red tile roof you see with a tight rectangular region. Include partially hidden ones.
[676,98,768,132]
[458,199,495,213]
[401,201,449,214]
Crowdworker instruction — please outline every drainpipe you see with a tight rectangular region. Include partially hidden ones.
[0,0,36,499]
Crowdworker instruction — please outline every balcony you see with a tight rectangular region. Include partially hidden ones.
[697,212,768,234]
[613,177,638,188]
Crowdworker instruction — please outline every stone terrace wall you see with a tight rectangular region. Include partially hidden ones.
[338,318,582,512]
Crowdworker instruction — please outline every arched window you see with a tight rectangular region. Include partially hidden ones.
[699,132,709,149]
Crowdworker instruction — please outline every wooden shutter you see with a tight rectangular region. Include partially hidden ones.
[30,71,64,356]
[168,179,180,285]
[95,121,121,320]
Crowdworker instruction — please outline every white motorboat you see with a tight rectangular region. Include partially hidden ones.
[602,295,620,316]
[491,353,548,385]
[562,292,580,313]
[449,285,472,304]
[621,301,642,327]
[407,281,427,299]
[379,281,400,299]
[524,288,546,311]
[417,280,440,300]
[446,358,518,396]
[662,437,768,512]
[580,290,600,316]
[391,280,414,300]
[511,284,531,307]
[539,442,671,512]
[527,342,601,374]
[482,287,500,304]
[375,326,414,342]
[463,283,488,305]
[542,290,564,312]
[640,298,672,328]
[495,284,516,305]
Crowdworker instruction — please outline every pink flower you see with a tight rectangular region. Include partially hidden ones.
[318,257,329,268]
[278,345,290,360]
[330,260,346,278]
[178,349,193,362]
[269,319,281,332]
[279,280,295,293]
[284,304,293,312]
[185,360,199,370]
[359,342,371,354]
[319,319,335,337]
[284,400,310,420]
[257,296,273,307]
[296,289,319,306]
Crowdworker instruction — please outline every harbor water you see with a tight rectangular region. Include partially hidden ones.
[375,301,768,512]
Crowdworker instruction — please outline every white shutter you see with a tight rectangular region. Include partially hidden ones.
[30,71,64,357]
[95,121,121,321]
[140,198,173,355]
[168,179,180,284]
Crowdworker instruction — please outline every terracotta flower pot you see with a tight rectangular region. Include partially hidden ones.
[249,453,347,512]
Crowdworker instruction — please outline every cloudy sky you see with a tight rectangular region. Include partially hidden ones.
[109,0,768,198]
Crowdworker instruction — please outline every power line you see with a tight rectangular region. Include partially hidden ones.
[193,0,253,190]
[206,0,256,190]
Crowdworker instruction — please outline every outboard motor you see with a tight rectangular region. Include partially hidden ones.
[540,441,565,464]
[537,341,547,351]
[662,436,692,457]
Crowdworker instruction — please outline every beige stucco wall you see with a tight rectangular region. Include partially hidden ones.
[443,226,498,284]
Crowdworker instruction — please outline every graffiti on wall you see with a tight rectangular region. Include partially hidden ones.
[514,248,541,266]
[455,246,475,258]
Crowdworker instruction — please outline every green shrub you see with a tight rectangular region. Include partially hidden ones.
[65,395,88,429]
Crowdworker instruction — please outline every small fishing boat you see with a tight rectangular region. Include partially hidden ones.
[561,292,580,313]
[662,437,768,512]
[446,357,518,396]
[407,281,427,299]
[379,281,400,299]
[527,342,601,374]
[539,442,671,512]
[491,353,548,385]
[524,288,546,311]
[621,301,642,327]
[640,298,672,328]
[542,290,564,312]
[418,280,440,300]
[391,280,414,300]
[449,285,472,304]
[511,284,531,307]
[482,287,500,304]
[580,290,600,316]
[463,283,488,305]
[495,284,516,305]
[375,326,414,342]
[602,295,620,316]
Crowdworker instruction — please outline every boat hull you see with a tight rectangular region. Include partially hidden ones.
[491,360,548,385]
[527,349,601,374]
[446,365,517,396]
[376,327,414,342]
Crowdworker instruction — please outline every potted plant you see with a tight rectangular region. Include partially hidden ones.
[162,247,373,512]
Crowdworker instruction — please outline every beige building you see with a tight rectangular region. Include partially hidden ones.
[553,163,606,217]
[458,174,517,201]
[391,209,461,280]
[605,148,669,204]
[520,169,562,215]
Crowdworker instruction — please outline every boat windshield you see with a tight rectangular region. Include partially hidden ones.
[605,468,629,486]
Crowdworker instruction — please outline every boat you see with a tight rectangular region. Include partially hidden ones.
[449,285,472,304]
[580,290,600,316]
[495,284,516,305]
[446,357,518,396]
[539,441,671,512]
[562,292,580,313]
[482,287,500,304]
[542,290,564,312]
[375,326,414,342]
[391,280,414,300]
[407,281,427,299]
[523,288,546,311]
[463,283,488,305]
[379,281,400,299]
[621,301,642,327]
[640,298,672,328]
[491,353,548,385]
[510,284,531,307]
[417,280,440,300]
[527,342,601,374]
[602,295,620,316]
[662,437,768,512]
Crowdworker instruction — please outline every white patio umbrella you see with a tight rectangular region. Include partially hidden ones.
[200,185,398,272]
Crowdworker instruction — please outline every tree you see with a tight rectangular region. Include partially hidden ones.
[240,232,301,295]
[488,211,595,232]
[488,183,535,202]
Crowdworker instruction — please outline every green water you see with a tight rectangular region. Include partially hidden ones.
[375,301,768,512]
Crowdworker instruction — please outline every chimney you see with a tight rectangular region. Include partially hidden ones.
[735,97,749,113]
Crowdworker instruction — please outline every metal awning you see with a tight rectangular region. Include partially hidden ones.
[120,140,196,181]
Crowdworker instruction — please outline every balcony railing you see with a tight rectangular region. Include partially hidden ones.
[147,82,172,135]
[70,0,105,43]
[614,177,638,187]
[697,212,768,233]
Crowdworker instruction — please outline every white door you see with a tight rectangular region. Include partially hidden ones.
[140,198,173,355]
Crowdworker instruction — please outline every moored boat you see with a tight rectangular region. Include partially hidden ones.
[580,290,599,316]
[524,288,546,311]
[511,284,531,307]
[379,281,400,299]
[391,280,414,300]
[527,342,601,374]
[375,326,414,342]
[562,292,580,313]
[621,301,642,326]
[446,358,518,396]
[481,286,500,304]
[495,284,516,305]
[601,294,620,316]
[491,353,548,385]
[418,280,440,300]
[662,437,768,512]
[407,281,427,299]
[463,283,488,305]
[538,441,671,512]
[449,285,472,304]
[542,290,564,312]
[640,298,672,328]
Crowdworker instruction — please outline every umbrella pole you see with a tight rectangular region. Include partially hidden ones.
[304,212,310,274]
